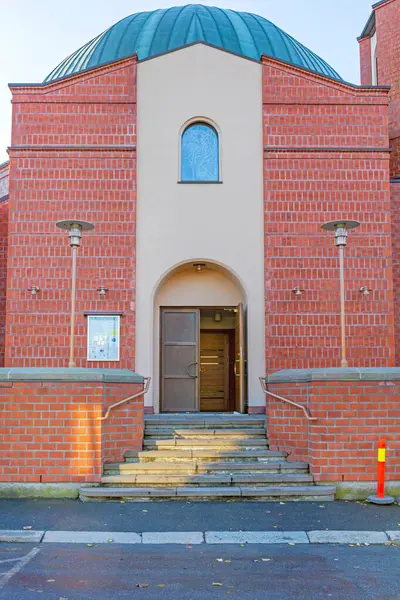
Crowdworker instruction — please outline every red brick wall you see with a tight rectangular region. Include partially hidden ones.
[6,57,137,368]
[262,57,394,373]
[0,200,8,367]
[0,380,143,483]
[359,37,372,86]
[266,383,309,463]
[268,378,400,482]
[374,0,400,177]
[391,182,400,363]
[102,382,144,464]
[0,163,9,367]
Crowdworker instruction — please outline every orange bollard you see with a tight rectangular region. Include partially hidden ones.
[368,439,394,505]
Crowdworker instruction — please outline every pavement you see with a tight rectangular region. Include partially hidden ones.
[0,500,399,599]
[0,498,399,532]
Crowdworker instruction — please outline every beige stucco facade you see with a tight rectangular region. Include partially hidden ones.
[136,43,265,411]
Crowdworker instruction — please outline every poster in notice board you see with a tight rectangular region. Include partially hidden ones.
[87,315,120,361]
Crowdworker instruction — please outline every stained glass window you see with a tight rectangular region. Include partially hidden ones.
[181,123,219,182]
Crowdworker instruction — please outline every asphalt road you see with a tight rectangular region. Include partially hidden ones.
[1,499,399,532]
[0,543,399,600]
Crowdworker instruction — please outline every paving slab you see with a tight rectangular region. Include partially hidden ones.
[307,531,389,544]
[141,532,203,544]
[205,531,309,544]
[42,531,142,544]
[386,531,400,545]
[0,530,44,543]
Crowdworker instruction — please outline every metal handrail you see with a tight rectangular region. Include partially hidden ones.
[259,377,317,422]
[98,377,151,421]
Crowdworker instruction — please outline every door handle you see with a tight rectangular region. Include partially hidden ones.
[185,362,198,378]
[234,359,240,377]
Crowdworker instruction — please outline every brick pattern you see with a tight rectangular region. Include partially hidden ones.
[262,57,395,372]
[266,383,309,463]
[0,200,8,366]
[359,37,372,86]
[391,182,400,363]
[374,0,400,176]
[0,380,143,483]
[268,379,400,482]
[102,382,144,464]
[6,58,137,368]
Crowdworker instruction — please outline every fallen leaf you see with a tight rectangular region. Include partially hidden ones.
[212,583,223,587]
[158,584,165,588]
[23,526,32,530]
[87,544,93,547]
[136,584,149,588]
[226,500,233,503]
[224,560,231,563]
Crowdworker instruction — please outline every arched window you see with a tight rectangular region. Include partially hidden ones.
[181,122,219,182]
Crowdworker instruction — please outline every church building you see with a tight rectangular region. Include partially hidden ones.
[0,1,399,501]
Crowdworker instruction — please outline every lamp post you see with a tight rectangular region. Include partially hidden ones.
[56,220,95,368]
[321,220,360,368]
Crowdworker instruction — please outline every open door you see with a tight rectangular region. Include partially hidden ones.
[161,309,200,412]
[234,302,247,413]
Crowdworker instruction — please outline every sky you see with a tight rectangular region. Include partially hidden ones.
[0,0,375,164]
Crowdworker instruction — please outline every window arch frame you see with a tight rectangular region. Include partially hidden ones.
[178,117,222,184]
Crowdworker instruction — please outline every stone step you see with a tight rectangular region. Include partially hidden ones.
[144,416,265,429]
[144,428,266,439]
[80,485,336,502]
[101,473,314,486]
[143,438,269,449]
[104,461,309,475]
[135,449,287,462]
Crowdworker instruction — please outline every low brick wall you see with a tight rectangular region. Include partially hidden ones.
[266,368,400,483]
[0,369,144,484]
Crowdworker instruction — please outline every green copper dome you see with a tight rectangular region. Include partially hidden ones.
[45,5,341,82]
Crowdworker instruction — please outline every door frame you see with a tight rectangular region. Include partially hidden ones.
[159,306,247,413]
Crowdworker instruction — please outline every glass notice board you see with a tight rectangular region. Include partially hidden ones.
[87,315,120,362]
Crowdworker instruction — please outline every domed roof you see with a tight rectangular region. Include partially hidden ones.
[44,5,341,83]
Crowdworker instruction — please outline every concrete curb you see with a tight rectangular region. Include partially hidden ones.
[1,530,399,545]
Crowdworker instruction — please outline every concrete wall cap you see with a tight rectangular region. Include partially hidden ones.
[266,367,400,384]
[0,368,144,383]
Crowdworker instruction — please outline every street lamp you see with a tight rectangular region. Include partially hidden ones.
[56,220,95,368]
[321,220,360,368]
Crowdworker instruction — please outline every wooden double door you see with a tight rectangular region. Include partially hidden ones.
[160,305,247,413]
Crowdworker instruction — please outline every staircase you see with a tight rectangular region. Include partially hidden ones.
[80,414,336,501]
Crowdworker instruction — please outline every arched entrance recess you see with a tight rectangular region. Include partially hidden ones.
[153,260,247,413]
